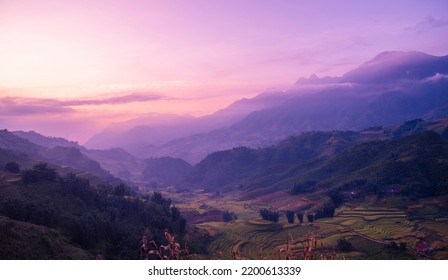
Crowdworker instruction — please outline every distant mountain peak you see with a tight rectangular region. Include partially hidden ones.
[294,74,340,85]
[341,50,448,83]
[363,51,435,66]
[309,74,319,80]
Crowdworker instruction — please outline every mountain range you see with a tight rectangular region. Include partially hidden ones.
[0,129,115,182]
[182,119,448,197]
[4,50,448,189]
[84,51,448,163]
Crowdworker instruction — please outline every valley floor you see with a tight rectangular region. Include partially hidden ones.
[150,188,448,260]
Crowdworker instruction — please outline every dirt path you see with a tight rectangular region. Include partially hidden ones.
[342,225,421,257]
[342,225,389,245]
[231,240,243,259]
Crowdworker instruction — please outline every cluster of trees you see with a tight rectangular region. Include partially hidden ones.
[259,208,279,222]
[284,204,336,225]
[0,199,58,227]
[297,212,304,223]
[306,213,315,223]
[387,241,407,251]
[285,211,304,224]
[0,162,188,259]
[329,190,344,207]
[21,162,57,185]
[222,210,238,222]
[261,205,337,225]
[286,211,295,224]
[263,210,305,224]
[303,204,336,223]
[313,204,336,220]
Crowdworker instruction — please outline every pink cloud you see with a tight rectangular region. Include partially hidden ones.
[0,92,166,116]
[0,97,73,116]
[62,92,166,106]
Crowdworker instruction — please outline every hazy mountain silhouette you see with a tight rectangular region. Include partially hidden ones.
[13,131,79,148]
[0,130,114,180]
[10,129,192,186]
[147,51,448,163]
[83,94,283,157]
[56,51,448,164]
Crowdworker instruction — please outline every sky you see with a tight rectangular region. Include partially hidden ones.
[1,0,448,142]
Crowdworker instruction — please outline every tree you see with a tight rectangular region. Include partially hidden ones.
[306,213,314,223]
[328,190,344,207]
[399,242,407,251]
[223,210,237,222]
[5,162,20,173]
[314,203,336,220]
[286,211,295,224]
[336,238,353,252]
[151,192,172,210]
[296,212,304,223]
[113,183,127,196]
[259,209,280,223]
[33,162,57,181]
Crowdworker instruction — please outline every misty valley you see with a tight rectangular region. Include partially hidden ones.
[1,51,448,260]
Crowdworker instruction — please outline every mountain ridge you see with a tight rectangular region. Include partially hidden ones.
[86,51,448,164]
[182,118,448,194]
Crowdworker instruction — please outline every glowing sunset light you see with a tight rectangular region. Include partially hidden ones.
[1,0,447,142]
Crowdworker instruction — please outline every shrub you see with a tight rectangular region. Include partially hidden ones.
[259,208,280,223]
[336,238,353,252]
[286,211,295,224]
[5,162,20,173]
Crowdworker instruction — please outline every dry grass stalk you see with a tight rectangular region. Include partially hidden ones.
[141,229,189,260]
[279,233,295,260]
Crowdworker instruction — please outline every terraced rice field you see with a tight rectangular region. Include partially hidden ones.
[207,220,313,259]
[322,207,419,247]
[160,188,447,259]
[205,205,448,259]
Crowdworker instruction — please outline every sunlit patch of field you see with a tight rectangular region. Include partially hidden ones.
[153,188,270,220]
[253,191,315,210]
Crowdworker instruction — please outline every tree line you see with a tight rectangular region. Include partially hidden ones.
[259,203,336,224]
[0,162,188,259]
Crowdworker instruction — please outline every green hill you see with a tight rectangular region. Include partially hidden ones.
[298,131,448,198]
[0,129,119,182]
[0,162,187,259]
[0,216,89,259]
[183,119,448,200]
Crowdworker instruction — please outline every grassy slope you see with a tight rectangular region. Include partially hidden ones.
[0,216,89,260]
[184,119,448,195]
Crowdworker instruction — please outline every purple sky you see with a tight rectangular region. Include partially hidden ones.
[1,0,448,142]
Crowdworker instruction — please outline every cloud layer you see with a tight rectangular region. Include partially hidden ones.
[407,16,448,33]
[0,92,165,116]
